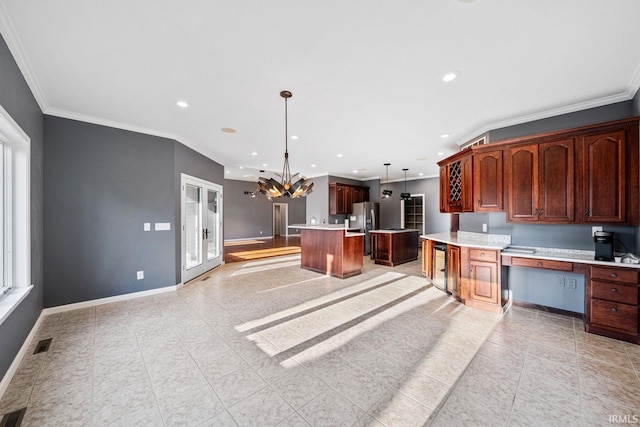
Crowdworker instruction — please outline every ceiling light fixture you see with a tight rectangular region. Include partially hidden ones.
[440,133,450,138]
[401,168,411,200]
[176,100,189,108]
[442,72,458,82]
[257,91,313,199]
[382,163,392,199]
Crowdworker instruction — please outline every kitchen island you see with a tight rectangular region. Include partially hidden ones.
[289,224,365,279]
[370,229,419,266]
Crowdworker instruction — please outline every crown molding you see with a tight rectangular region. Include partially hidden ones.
[0,5,50,112]
[454,90,637,148]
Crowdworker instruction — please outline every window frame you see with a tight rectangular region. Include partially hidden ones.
[0,103,32,325]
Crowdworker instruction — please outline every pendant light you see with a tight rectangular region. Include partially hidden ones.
[381,163,392,198]
[400,168,411,200]
[257,91,314,199]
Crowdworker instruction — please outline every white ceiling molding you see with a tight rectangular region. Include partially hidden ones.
[0,3,49,113]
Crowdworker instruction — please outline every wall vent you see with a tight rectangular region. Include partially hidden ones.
[33,338,52,354]
[0,407,27,427]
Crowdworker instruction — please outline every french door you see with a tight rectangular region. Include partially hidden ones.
[181,174,223,283]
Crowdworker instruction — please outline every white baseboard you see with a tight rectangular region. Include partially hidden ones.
[42,285,178,315]
[0,310,45,399]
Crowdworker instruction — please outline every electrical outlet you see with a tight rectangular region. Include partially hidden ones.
[556,277,565,287]
[592,226,602,236]
[144,223,151,231]
[567,279,577,289]
[482,223,487,232]
[137,271,144,280]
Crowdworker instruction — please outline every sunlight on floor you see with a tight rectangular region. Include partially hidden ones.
[226,246,301,260]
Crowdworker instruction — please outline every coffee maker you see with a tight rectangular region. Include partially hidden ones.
[594,231,614,261]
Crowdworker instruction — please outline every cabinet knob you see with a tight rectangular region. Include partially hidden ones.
[481,253,485,257]
[611,307,618,313]
[611,288,617,293]
[537,262,543,267]
[611,273,618,278]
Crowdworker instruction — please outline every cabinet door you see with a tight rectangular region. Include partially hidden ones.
[461,155,474,212]
[422,239,435,279]
[581,131,626,223]
[352,187,363,204]
[447,245,460,297]
[344,186,354,214]
[336,185,346,214]
[329,184,338,215]
[507,144,539,222]
[439,166,448,213]
[468,260,499,304]
[474,150,503,211]
[539,138,575,222]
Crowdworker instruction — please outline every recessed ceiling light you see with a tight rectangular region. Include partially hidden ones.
[262,163,267,167]
[239,166,244,169]
[440,133,450,138]
[176,100,189,108]
[442,72,458,82]
[353,170,358,173]
[226,170,230,174]
[310,164,316,168]
[437,152,445,156]
[291,135,298,140]
[251,152,258,156]
[221,127,236,133]
[337,154,343,158]
[419,172,424,176]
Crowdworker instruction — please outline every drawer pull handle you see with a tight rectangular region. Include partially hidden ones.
[481,253,485,257]
[537,262,543,267]
[611,288,617,293]
[611,273,618,278]
[611,307,618,313]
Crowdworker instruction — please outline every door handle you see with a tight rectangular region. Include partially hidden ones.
[203,228,209,240]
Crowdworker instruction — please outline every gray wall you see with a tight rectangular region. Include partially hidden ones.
[304,175,330,225]
[44,117,177,307]
[223,179,306,240]
[633,87,640,117]
[0,34,44,380]
[380,178,449,234]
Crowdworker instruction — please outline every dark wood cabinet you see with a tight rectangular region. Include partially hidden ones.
[586,265,639,343]
[473,150,503,212]
[580,130,626,223]
[506,138,575,223]
[329,183,369,214]
[422,238,434,279]
[461,248,504,313]
[438,152,473,213]
[370,230,419,267]
[447,244,460,298]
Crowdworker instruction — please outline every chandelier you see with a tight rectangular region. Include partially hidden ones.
[257,91,313,199]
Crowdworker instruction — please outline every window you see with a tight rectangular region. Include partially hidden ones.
[0,104,31,324]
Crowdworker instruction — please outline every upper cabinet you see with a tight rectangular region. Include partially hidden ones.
[437,117,639,225]
[505,138,575,223]
[474,150,503,212]
[438,152,473,213]
[328,183,369,214]
[580,130,626,223]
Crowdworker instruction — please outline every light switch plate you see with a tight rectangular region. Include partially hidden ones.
[155,223,171,231]
[137,271,144,280]
[592,226,602,236]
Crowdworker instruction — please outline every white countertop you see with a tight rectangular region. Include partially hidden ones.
[370,229,420,234]
[288,223,360,231]
[422,232,640,269]
[421,232,510,250]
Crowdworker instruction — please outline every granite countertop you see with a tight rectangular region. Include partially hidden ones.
[288,223,360,231]
[501,246,640,269]
[421,231,511,250]
[370,229,420,234]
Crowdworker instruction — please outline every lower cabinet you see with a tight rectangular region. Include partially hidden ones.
[422,239,435,279]
[586,265,639,343]
[461,248,506,313]
[447,245,460,299]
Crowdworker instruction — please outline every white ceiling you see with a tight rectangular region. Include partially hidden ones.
[1,0,640,183]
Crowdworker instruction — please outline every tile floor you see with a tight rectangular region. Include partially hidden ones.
[1,254,639,426]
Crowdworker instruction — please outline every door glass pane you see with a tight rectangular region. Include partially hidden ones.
[207,189,219,260]
[185,184,202,269]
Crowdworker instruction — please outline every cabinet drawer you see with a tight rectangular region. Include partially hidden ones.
[468,249,498,262]
[510,257,573,271]
[590,299,638,333]
[591,267,638,284]
[591,280,639,305]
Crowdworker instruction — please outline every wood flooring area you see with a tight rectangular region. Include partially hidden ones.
[224,235,301,263]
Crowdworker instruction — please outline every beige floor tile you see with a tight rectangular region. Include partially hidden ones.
[522,354,580,389]
[438,386,511,427]
[268,367,328,409]
[392,370,451,410]
[367,389,435,426]
[298,389,365,426]
[229,386,295,427]
[211,367,268,407]
[276,412,312,427]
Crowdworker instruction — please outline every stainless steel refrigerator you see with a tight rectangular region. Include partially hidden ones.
[351,202,380,255]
